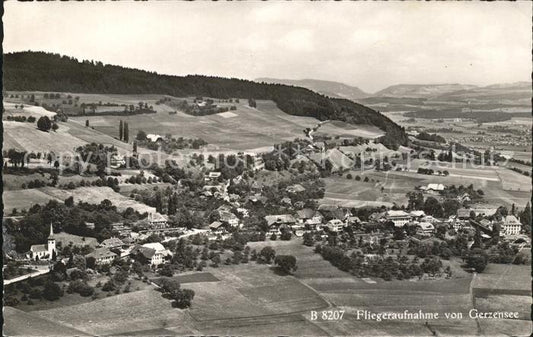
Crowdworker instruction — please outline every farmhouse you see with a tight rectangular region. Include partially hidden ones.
[209,221,228,235]
[296,208,323,230]
[384,210,412,227]
[286,184,306,194]
[457,208,473,220]
[501,215,522,236]
[265,214,297,235]
[318,204,351,221]
[86,247,118,265]
[99,237,124,249]
[147,213,168,229]
[264,214,297,227]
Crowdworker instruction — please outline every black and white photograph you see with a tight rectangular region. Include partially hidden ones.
[2,1,532,336]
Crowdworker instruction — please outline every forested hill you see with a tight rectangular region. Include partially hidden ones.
[3,51,407,148]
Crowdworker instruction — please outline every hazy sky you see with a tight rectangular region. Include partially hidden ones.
[4,1,531,93]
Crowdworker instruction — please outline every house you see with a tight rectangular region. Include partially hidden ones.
[111,223,132,237]
[426,183,445,192]
[281,197,292,206]
[501,215,522,236]
[296,208,315,223]
[346,216,361,226]
[421,215,439,224]
[110,154,126,169]
[205,171,222,182]
[417,222,435,235]
[384,210,412,227]
[219,210,240,228]
[133,242,172,266]
[410,210,425,218]
[264,214,297,227]
[146,134,163,142]
[236,208,249,217]
[318,204,351,221]
[296,209,323,230]
[85,222,95,230]
[265,214,297,235]
[147,213,168,229]
[86,248,118,265]
[457,193,471,203]
[99,237,124,249]
[252,155,265,171]
[209,221,229,236]
[457,208,473,220]
[325,219,344,232]
[286,184,306,194]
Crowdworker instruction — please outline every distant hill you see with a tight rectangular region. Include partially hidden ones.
[255,78,369,100]
[374,84,479,98]
[434,81,532,103]
[3,51,408,148]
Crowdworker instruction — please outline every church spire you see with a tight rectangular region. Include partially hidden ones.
[48,223,54,238]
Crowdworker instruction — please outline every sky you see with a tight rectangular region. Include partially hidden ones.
[3,1,531,93]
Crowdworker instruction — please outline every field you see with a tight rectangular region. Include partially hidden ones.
[247,239,481,336]
[64,97,384,152]
[2,186,161,215]
[320,158,532,208]
[33,289,195,336]
[3,307,90,336]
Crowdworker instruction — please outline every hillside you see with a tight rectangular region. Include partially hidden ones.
[3,51,407,148]
[375,84,478,98]
[255,78,369,100]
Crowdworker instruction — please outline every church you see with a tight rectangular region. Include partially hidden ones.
[28,224,56,261]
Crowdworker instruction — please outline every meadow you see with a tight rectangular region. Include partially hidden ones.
[2,186,161,215]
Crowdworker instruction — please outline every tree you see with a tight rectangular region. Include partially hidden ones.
[158,264,173,277]
[442,199,461,217]
[124,122,129,143]
[302,232,314,246]
[64,196,74,207]
[52,122,59,131]
[466,248,488,273]
[85,119,89,127]
[423,197,444,218]
[274,255,297,274]
[258,246,276,264]
[42,280,64,301]
[519,202,531,234]
[406,191,424,210]
[119,120,123,140]
[173,289,195,308]
[37,116,52,131]
[136,130,147,141]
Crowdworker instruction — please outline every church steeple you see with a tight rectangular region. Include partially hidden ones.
[48,223,55,239]
[47,223,56,260]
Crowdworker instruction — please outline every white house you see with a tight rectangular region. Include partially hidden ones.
[137,242,172,266]
[502,215,522,236]
[325,219,344,232]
